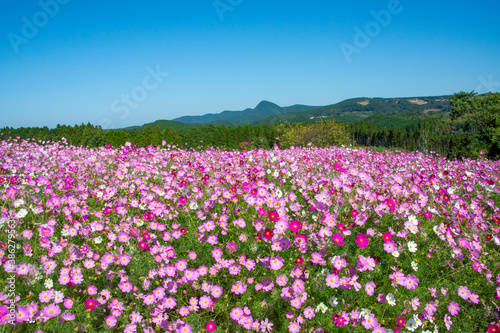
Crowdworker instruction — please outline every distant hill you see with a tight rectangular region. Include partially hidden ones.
[122,119,199,132]
[252,96,452,125]
[172,101,320,125]
[121,95,452,131]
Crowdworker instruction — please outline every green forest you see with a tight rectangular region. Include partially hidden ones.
[2,92,499,159]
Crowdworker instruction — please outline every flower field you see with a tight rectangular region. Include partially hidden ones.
[1,138,500,333]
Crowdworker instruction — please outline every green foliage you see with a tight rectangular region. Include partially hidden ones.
[277,119,351,148]
[450,92,500,158]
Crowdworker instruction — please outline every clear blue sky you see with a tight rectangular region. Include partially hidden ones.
[1,0,499,129]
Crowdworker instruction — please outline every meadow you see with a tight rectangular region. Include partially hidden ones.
[0,138,499,333]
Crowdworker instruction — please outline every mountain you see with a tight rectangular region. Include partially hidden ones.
[172,101,320,125]
[252,95,452,125]
[121,95,453,131]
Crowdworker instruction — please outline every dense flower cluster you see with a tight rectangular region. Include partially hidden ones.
[0,137,500,332]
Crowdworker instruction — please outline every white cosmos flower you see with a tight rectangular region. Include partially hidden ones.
[315,302,328,314]
[392,251,400,258]
[359,308,371,319]
[250,243,258,252]
[386,293,396,306]
[44,278,53,289]
[408,241,418,253]
[406,318,418,332]
[411,261,418,271]
[16,209,28,218]
[13,199,25,207]
[329,296,338,307]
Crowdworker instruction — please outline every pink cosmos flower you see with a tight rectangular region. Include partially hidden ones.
[59,312,75,322]
[119,280,133,293]
[199,295,211,309]
[42,304,61,318]
[326,274,340,289]
[383,241,397,253]
[276,274,288,286]
[87,285,97,295]
[269,256,284,270]
[15,305,30,322]
[164,296,177,309]
[261,318,273,332]
[230,307,243,321]
[211,285,223,298]
[365,281,376,296]
[288,320,301,333]
[303,306,315,319]
[424,301,438,315]
[444,314,452,330]
[179,306,190,317]
[63,298,74,309]
[294,233,307,247]
[175,259,187,271]
[105,315,117,327]
[143,293,156,305]
[405,275,419,290]
[448,301,460,315]
[469,292,480,304]
[178,324,192,333]
[226,241,238,253]
[118,254,131,266]
[458,286,470,300]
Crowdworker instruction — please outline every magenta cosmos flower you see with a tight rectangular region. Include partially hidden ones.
[138,240,149,250]
[331,233,345,245]
[206,321,217,332]
[268,210,279,222]
[487,324,500,333]
[355,233,369,248]
[84,298,98,311]
[263,229,274,240]
[288,220,302,232]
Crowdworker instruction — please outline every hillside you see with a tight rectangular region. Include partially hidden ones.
[253,96,452,125]
[121,119,199,132]
[121,95,453,131]
[172,101,319,125]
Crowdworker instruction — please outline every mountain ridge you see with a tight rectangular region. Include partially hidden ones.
[121,95,452,131]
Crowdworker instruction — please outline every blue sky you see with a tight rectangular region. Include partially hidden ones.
[1,0,499,129]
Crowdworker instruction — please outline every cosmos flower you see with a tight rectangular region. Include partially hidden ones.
[355,233,370,248]
[206,321,217,332]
